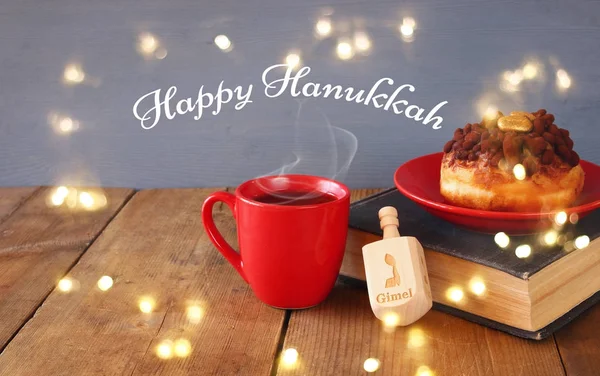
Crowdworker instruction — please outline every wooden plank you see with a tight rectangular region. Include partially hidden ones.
[0,188,286,376]
[278,189,566,376]
[0,187,38,223]
[0,186,133,350]
[555,304,600,376]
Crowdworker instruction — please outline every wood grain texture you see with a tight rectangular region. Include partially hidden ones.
[0,188,285,376]
[0,187,38,223]
[0,187,133,350]
[278,189,566,376]
[555,304,600,376]
[278,284,565,376]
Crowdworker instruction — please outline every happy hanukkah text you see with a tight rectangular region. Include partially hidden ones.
[133,64,448,130]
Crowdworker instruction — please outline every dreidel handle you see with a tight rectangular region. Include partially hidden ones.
[379,206,400,239]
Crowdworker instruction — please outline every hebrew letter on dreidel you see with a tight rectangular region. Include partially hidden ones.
[384,254,401,288]
[362,206,433,326]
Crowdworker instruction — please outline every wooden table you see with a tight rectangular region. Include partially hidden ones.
[0,187,599,376]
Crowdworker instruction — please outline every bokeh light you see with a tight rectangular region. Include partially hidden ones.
[416,365,434,376]
[156,340,174,359]
[79,191,94,208]
[469,278,486,296]
[48,113,80,135]
[523,63,539,79]
[137,32,168,59]
[556,69,572,89]
[336,40,354,60]
[569,213,579,224]
[353,31,371,52]
[57,278,73,292]
[97,276,114,291]
[483,106,499,120]
[543,231,558,246]
[400,17,415,36]
[285,52,301,70]
[494,232,510,248]
[515,244,532,259]
[315,18,332,37]
[407,328,426,348]
[139,297,155,313]
[382,311,400,327]
[214,34,232,51]
[63,63,85,84]
[513,164,526,181]
[186,305,204,324]
[174,338,192,358]
[51,186,68,206]
[574,235,590,250]
[363,358,380,373]
[554,211,568,226]
[139,33,158,54]
[282,348,299,366]
[446,287,464,303]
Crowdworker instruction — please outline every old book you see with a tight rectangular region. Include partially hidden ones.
[341,188,600,340]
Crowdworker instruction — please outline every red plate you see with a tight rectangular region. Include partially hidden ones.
[394,152,600,234]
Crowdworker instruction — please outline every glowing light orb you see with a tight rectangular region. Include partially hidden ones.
[569,213,579,224]
[407,328,426,348]
[79,192,94,208]
[214,35,232,51]
[354,31,371,52]
[483,106,499,120]
[156,340,173,359]
[336,41,354,60]
[363,358,380,373]
[494,232,510,248]
[400,24,414,37]
[513,164,526,181]
[174,338,192,358]
[63,64,85,84]
[285,53,301,69]
[315,19,332,37]
[139,33,158,54]
[97,276,114,291]
[446,287,464,302]
[575,235,590,250]
[515,244,532,258]
[544,231,558,246]
[403,17,416,28]
[59,118,73,132]
[139,298,155,313]
[469,278,486,296]
[281,348,299,366]
[58,278,73,292]
[51,193,66,206]
[507,70,523,86]
[554,211,568,225]
[523,63,538,79]
[186,305,203,324]
[417,365,434,376]
[556,69,571,89]
[382,312,400,327]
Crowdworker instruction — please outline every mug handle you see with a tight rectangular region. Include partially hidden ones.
[201,191,248,283]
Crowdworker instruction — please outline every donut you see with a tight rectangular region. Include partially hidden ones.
[440,109,585,212]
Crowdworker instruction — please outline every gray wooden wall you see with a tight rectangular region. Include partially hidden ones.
[1,0,599,188]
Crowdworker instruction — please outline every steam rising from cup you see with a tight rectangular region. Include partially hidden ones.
[256,100,358,204]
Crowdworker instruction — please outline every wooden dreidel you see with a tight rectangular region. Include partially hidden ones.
[362,206,433,326]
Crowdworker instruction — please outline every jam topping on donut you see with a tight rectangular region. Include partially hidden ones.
[442,109,580,176]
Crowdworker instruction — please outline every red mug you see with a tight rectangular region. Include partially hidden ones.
[202,175,350,309]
